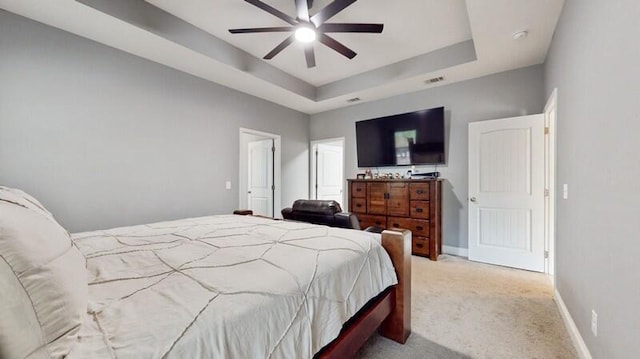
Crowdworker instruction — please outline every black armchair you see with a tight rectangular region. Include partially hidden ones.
[281,199,361,230]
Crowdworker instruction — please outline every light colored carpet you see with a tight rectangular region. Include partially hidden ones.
[356,255,578,359]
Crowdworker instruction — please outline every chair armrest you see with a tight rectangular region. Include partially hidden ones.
[335,212,361,230]
[281,207,294,219]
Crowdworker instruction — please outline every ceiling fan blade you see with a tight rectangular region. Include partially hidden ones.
[304,44,316,68]
[229,26,294,34]
[318,33,356,59]
[310,0,357,27]
[295,0,310,21]
[319,23,383,33]
[264,35,295,59]
[245,0,297,25]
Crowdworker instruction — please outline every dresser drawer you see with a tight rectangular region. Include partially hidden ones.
[387,217,429,237]
[412,236,430,256]
[351,197,367,213]
[351,182,367,198]
[410,183,430,200]
[410,201,430,219]
[357,214,387,230]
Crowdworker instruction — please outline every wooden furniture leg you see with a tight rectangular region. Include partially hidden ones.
[380,229,412,343]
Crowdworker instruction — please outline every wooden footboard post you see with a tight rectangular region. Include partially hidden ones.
[380,229,411,343]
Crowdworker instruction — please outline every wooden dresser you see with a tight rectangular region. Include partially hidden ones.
[347,179,442,260]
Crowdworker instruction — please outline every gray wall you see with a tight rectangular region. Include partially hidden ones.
[544,1,640,358]
[0,10,309,232]
[310,65,545,250]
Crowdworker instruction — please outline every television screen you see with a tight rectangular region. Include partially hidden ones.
[355,107,445,167]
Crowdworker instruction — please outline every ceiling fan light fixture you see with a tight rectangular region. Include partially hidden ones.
[295,26,316,43]
[229,0,383,67]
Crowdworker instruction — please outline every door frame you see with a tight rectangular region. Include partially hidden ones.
[239,128,282,218]
[544,89,558,283]
[310,137,345,206]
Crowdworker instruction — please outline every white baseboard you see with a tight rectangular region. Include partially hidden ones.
[442,245,468,257]
[554,289,593,359]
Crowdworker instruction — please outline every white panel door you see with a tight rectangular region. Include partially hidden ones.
[316,143,344,206]
[468,114,545,272]
[248,139,273,217]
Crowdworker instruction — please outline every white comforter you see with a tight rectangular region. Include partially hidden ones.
[67,215,397,359]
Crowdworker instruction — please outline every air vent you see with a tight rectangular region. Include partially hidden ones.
[347,97,361,103]
[425,76,445,84]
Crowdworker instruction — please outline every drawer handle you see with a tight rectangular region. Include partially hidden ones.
[356,188,362,192]
[392,223,400,228]
[416,226,423,231]
[416,189,424,194]
[415,208,423,213]
[356,204,362,208]
[416,243,424,248]
[375,221,382,225]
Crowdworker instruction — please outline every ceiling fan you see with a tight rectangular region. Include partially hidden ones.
[228,0,384,68]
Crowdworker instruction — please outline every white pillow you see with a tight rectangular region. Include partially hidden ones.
[0,187,59,225]
[0,187,88,359]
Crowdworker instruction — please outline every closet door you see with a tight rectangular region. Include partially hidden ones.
[468,114,545,272]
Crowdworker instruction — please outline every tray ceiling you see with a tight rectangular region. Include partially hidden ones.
[0,0,564,114]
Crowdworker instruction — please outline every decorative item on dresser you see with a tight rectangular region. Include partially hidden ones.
[348,178,442,260]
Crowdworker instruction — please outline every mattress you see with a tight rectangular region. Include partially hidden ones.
[67,215,397,358]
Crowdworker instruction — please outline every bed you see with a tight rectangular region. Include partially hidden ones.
[0,187,410,359]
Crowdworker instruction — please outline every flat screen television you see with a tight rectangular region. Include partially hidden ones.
[355,106,445,167]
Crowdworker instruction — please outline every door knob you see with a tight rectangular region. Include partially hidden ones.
[470,197,476,202]
[248,191,252,194]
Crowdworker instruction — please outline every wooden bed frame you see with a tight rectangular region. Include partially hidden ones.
[316,229,411,358]
[233,210,412,358]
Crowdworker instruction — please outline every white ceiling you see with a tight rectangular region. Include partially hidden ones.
[148,0,473,86]
[0,0,564,114]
